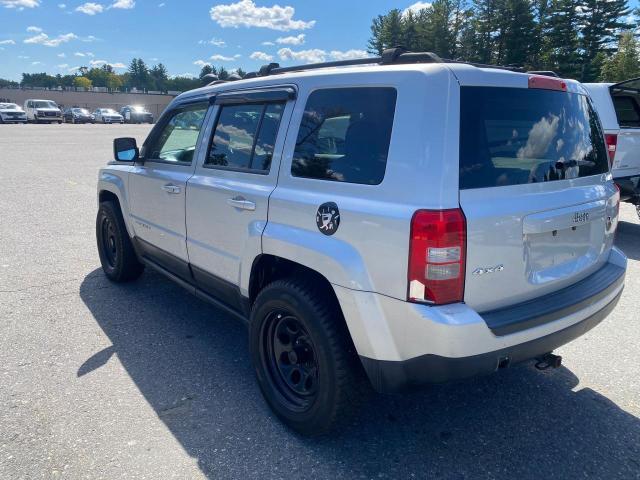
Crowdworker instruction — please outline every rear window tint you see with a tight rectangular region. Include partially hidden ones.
[291,87,397,185]
[460,87,609,189]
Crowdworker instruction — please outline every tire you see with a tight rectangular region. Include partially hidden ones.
[57,121,62,124]
[96,201,144,282]
[249,277,364,435]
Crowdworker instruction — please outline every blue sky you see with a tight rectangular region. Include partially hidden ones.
[0,0,429,81]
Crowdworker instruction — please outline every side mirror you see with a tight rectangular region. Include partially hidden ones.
[113,137,139,162]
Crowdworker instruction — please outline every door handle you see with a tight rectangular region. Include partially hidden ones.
[161,184,181,194]
[227,196,256,211]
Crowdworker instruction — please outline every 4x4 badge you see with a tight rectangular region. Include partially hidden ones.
[316,202,340,236]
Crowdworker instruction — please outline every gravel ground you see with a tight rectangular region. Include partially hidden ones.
[1,124,639,480]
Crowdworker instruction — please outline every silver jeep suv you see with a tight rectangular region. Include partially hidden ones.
[96,50,627,435]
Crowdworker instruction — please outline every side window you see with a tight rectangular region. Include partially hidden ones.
[291,87,397,185]
[205,102,284,172]
[613,96,640,127]
[147,103,208,164]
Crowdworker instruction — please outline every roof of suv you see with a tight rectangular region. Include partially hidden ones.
[177,62,587,106]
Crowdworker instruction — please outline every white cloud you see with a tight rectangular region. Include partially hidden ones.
[329,49,370,61]
[74,52,86,57]
[24,32,77,47]
[31,61,42,65]
[210,0,315,31]
[82,35,98,42]
[111,0,134,9]
[250,51,273,61]
[276,33,305,45]
[1,0,40,9]
[193,59,211,67]
[210,54,236,61]
[199,37,226,47]
[83,59,125,68]
[68,66,80,72]
[26,26,42,32]
[57,52,66,57]
[0,39,16,45]
[76,2,103,15]
[17,54,29,58]
[58,3,66,8]
[404,1,431,15]
[57,63,68,68]
[278,47,325,64]
[277,48,372,64]
[261,41,275,46]
[158,2,165,6]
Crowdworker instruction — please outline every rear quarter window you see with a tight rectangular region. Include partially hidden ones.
[291,87,397,185]
[460,87,609,189]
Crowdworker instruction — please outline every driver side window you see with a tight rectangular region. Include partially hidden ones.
[147,103,208,164]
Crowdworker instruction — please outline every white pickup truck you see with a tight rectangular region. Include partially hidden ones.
[584,78,640,218]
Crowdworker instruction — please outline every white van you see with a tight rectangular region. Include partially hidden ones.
[584,79,640,218]
[23,99,63,124]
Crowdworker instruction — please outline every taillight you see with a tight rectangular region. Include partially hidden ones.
[605,134,617,167]
[408,209,466,305]
[528,75,567,91]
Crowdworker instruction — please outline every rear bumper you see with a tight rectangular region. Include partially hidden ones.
[334,247,626,393]
[360,288,621,392]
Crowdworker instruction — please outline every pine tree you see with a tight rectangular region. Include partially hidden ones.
[600,31,640,81]
[579,0,630,81]
[542,0,581,77]
[500,0,537,66]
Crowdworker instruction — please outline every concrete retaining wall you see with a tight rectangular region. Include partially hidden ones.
[0,88,177,117]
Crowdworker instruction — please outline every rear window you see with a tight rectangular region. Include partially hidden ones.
[460,87,609,189]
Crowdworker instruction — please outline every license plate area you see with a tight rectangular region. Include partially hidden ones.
[523,200,606,284]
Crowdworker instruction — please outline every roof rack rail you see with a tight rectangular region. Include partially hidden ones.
[244,47,527,78]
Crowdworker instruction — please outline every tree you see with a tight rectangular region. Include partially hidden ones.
[499,0,537,66]
[150,63,169,91]
[217,66,229,80]
[600,31,640,81]
[367,9,404,54]
[579,0,630,81]
[235,67,247,78]
[541,0,581,77]
[73,76,92,89]
[127,58,150,90]
[199,64,214,79]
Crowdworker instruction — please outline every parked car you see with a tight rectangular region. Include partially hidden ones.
[93,108,124,124]
[0,102,28,124]
[24,99,62,123]
[96,50,627,435]
[63,107,95,124]
[584,78,640,219]
[120,105,154,124]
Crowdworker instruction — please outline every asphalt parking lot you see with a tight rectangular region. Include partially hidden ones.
[1,124,639,479]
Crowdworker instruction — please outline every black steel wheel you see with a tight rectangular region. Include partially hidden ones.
[250,278,364,435]
[261,310,319,411]
[96,201,144,282]
[100,215,118,269]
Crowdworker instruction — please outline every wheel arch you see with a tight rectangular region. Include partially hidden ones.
[97,170,135,238]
